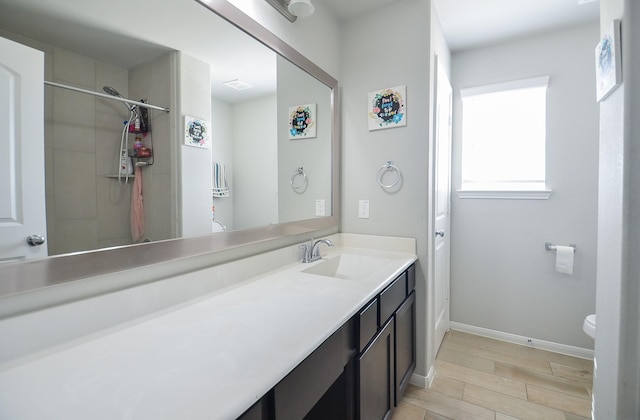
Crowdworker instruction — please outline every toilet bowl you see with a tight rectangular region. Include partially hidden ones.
[583,314,596,340]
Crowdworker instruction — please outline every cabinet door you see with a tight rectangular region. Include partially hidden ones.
[275,319,355,419]
[395,291,416,404]
[237,396,269,420]
[357,317,394,420]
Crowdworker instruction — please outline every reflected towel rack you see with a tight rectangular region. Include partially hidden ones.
[545,242,577,253]
[290,166,308,192]
[377,160,402,189]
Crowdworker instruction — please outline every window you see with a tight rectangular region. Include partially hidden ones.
[459,76,551,199]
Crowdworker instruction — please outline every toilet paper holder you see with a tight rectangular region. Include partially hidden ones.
[545,242,577,253]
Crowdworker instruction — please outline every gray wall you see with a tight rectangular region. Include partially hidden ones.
[450,24,600,349]
[594,0,640,417]
[210,94,278,232]
[277,56,332,224]
[228,0,340,80]
[340,0,434,378]
[178,52,213,238]
[232,95,278,230]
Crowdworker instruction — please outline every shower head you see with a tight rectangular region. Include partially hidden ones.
[103,86,136,112]
[103,86,122,97]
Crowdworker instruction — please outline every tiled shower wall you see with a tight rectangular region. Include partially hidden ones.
[46,47,133,255]
[44,46,175,255]
[128,54,176,244]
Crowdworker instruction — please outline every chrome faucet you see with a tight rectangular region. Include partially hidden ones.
[300,238,334,263]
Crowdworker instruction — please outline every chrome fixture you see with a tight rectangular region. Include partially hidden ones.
[264,0,314,22]
[43,81,170,113]
[300,238,334,263]
[544,242,577,253]
[377,160,402,190]
[103,86,136,111]
[290,166,308,192]
[26,234,46,246]
[288,0,314,17]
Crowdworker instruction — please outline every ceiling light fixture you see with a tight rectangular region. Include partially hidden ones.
[264,0,315,22]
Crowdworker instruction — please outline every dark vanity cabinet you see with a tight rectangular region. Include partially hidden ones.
[238,396,270,420]
[356,264,416,420]
[238,319,356,420]
[237,264,416,420]
[273,319,355,420]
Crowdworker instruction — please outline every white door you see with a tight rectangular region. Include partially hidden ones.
[433,57,453,352]
[0,36,47,262]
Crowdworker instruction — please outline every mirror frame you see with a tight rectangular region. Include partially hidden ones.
[0,0,340,304]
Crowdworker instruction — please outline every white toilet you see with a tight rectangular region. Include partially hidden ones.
[583,314,596,340]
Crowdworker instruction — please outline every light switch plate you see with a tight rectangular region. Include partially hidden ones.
[315,199,325,216]
[358,200,370,219]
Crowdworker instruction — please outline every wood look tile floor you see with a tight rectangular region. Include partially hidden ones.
[392,330,593,420]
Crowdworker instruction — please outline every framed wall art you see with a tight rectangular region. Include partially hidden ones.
[288,103,317,139]
[368,85,407,131]
[595,19,622,102]
[184,116,210,148]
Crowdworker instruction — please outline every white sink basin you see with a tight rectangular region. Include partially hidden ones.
[301,253,392,280]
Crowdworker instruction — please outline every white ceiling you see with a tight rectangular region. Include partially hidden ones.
[0,0,600,102]
[432,0,600,52]
[322,0,404,21]
[322,0,599,51]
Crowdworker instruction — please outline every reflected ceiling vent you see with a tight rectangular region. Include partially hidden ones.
[265,0,314,22]
[223,79,253,91]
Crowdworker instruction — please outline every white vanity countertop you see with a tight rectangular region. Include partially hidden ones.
[0,238,416,419]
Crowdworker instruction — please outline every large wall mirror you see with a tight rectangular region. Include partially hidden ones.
[0,0,339,292]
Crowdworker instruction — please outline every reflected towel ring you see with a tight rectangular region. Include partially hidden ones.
[290,166,308,192]
[377,161,402,189]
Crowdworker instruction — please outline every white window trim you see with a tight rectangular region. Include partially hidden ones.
[460,76,549,97]
[456,189,552,200]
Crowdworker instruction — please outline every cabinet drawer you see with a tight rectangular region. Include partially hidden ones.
[379,272,407,323]
[357,298,378,353]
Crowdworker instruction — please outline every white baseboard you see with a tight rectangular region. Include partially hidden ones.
[409,363,434,389]
[449,322,594,360]
[409,372,428,388]
[426,363,436,387]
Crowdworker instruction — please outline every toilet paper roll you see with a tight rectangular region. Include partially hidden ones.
[555,245,574,275]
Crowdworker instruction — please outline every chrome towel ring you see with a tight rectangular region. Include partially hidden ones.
[290,166,308,192]
[377,161,402,189]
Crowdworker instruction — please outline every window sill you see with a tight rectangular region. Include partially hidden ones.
[456,189,552,200]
